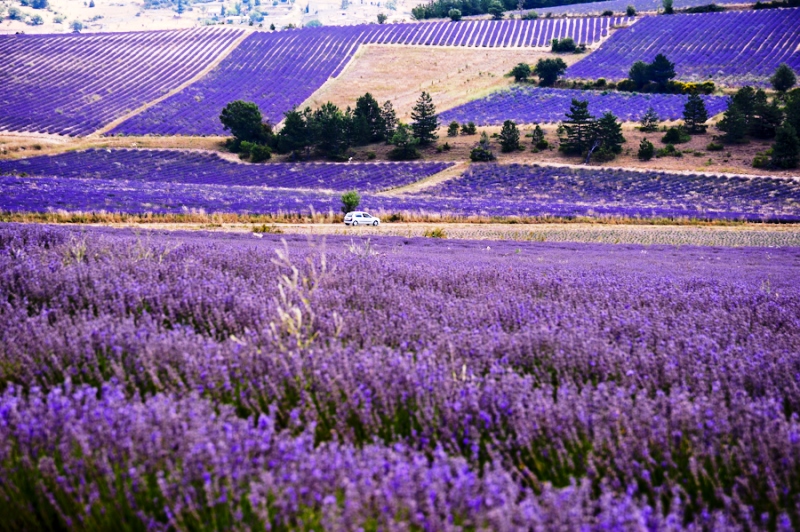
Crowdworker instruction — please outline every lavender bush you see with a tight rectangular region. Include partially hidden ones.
[439,86,729,125]
[566,10,800,86]
[0,149,452,193]
[0,28,244,136]
[0,224,799,528]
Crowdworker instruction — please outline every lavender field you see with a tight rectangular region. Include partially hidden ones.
[0,149,451,193]
[1,224,799,528]
[2,155,799,221]
[0,28,244,136]
[526,0,746,16]
[109,18,629,135]
[439,86,729,125]
[566,9,800,86]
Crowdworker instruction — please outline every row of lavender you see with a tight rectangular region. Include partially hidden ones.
[525,0,747,16]
[111,18,628,136]
[0,149,451,192]
[438,86,730,125]
[1,225,799,527]
[2,150,798,220]
[0,28,244,136]
[566,9,800,86]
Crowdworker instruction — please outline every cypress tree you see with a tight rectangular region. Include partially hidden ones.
[559,99,594,155]
[682,93,708,134]
[770,122,800,169]
[411,92,439,145]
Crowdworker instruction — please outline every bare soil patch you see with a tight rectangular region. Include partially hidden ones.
[301,45,584,121]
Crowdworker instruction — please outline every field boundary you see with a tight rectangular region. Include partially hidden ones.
[380,161,468,196]
[90,30,253,138]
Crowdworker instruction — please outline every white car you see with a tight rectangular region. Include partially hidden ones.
[344,211,381,226]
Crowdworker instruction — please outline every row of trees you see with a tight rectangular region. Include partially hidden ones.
[411,0,596,20]
[511,58,568,86]
[219,92,441,162]
[557,100,626,162]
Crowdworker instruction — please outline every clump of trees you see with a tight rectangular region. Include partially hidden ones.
[551,37,585,54]
[412,0,585,19]
[558,99,626,162]
[470,132,496,162]
[717,79,800,169]
[534,58,568,86]
[220,93,442,162]
[498,120,522,152]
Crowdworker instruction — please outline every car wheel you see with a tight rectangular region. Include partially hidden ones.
[372,221,378,226]
[352,221,358,226]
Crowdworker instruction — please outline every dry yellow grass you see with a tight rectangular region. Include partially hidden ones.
[301,45,584,121]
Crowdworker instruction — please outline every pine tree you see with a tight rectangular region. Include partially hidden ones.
[353,93,385,143]
[380,100,397,141]
[716,104,748,144]
[388,123,421,160]
[559,99,594,155]
[732,86,757,127]
[750,99,784,139]
[770,63,797,94]
[683,93,708,134]
[648,54,675,87]
[591,112,625,161]
[785,90,800,134]
[639,107,659,132]
[499,120,521,152]
[770,122,800,169]
[277,108,310,155]
[531,124,548,149]
[638,138,655,160]
[411,92,438,145]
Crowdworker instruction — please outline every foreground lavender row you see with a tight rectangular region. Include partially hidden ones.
[1,225,799,528]
[110,18,629,135]
[439,86,729,125]
[0,149,451,193]
[566,9,800,86]
[2,163,799,221]
[0,28,244,136]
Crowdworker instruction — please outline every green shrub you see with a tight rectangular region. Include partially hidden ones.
[423,227,447,238]
[706,142,724,151]
[341,190,360,213]
[656,143,682,157]
[460,122,477,135]
[366,151,377,160]
[638,139,655,160]
[447,121,460,137]
[661,127,690,144]
[249,144,272,162]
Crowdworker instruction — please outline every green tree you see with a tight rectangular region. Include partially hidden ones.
[534,57,567,87]
[750,98,784,139]
[310,102,350,159]
[716,104,748,144]
[177,0,184,14]
[249,144,272,162]
[682,93,708,134]
[732,86,758,127]
[447,121,460,137]
[353,93,386,144]
[70,19,83,31]
[461,122,477,135]
[662,0,673,13]
[639,107,659,132]
[559,99,594,155]
[770,122,799,169]
[470,132,495,162]
[499,120,521,152]
[277,108,310,155]
[592,112,626,160]
[487,0,504,19]
[380,100,397,140]
[626,4,636,15]
[531,124,548,149]
[411,92,438,145]
[648,54,676,87]
[638,138,655,160]
[510,63,531,82]
[770,63,797,94]
[220,100,272,145]
[448,8,461,20]
[341,190,361,213]
[377,12,387,23]
[388,123,421,160]
[785,89,800,134]
[628,61,650,89]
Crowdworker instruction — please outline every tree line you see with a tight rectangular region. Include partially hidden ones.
[219,92,441,162]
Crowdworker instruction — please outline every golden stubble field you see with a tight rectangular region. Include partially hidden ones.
[301,44,585,122]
